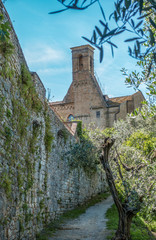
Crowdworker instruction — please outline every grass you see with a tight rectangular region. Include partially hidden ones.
[106,204,156,240]
[36,191,110,240]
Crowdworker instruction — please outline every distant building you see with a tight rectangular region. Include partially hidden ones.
[49,45,144,129]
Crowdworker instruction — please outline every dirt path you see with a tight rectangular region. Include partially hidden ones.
[48,195,114,240]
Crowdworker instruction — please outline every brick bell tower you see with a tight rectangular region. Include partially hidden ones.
[70,45,95,117]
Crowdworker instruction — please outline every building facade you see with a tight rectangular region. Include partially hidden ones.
[49,45,145,129]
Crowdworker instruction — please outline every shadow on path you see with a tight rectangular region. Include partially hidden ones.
[49,195,114,240]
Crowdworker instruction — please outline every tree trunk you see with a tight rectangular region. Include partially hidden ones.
[113,209,134,240]
[100,138,135,240]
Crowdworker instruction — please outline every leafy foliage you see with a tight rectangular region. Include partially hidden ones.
[49,0,99,14]
[67,127,100,174]
[19,64,43,112]
[50,0,155,61]
[109,104,156,227]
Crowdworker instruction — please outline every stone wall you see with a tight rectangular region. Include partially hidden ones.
[0,3,107,240]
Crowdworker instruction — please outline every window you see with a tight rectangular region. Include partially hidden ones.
[90,56,93,71]
[96,111,100,118]
[79,55,83,70]
[67,114,74,121]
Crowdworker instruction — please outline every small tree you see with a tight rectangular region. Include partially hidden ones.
[88,105,156,239]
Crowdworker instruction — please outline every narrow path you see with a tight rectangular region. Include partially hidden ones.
[49,196,114,240]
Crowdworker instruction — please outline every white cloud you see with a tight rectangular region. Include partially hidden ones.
[38,67,71,76]
[24,44,65,64]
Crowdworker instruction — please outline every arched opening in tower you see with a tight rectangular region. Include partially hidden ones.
[79,55,83,70]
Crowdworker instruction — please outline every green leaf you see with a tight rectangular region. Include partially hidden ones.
[106,28,118,37]
[125,0,131,9]
[125,37,140,42]
[95,26,102,37]
[103,25,108,36]
[49,8,68,14]
[122,7,126,19]
[128,47,132,56]
[138,12,151,19]
[93,30,97,44]
[107,41,118,48]
[131,19,135,28]
[111,44,114,57]
[99,20,110,30]
[134,44,138,58]
[132,1,138,11]
[149,29,155,46]
[114,11,118,22]
[82,36,93,45]
[149,17,156,29]
[100,45,104,63]
[115,0,122,15]
[99,20,105,27]
[136,40,140,53]
[81,0,88,7]
[135,20,143,29]
[138,29,144,36]
[139,0,143,14]
[114,29,125,35]
[109,12,114,20]
[98,1,106,21]
[154,53,156,64]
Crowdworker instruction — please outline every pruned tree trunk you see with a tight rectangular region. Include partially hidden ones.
[100,138,136,240]
[113,210,134,240]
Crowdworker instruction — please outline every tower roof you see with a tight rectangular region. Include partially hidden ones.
[70,44,95,51]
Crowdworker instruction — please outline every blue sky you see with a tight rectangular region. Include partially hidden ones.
[5,0,146,101]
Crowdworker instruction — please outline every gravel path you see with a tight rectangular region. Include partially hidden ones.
[49,195,114,240]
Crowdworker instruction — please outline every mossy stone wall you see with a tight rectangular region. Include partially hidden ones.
[0,3,107,240]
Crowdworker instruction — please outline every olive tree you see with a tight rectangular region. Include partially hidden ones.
[88,105,156,239]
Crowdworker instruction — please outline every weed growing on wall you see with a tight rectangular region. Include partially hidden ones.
[20,64,43,112]
[0,172,12,198]
[0,94,5,120]
[0,13,14,79]
[0,14,14,57]
[44,113,54,153]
